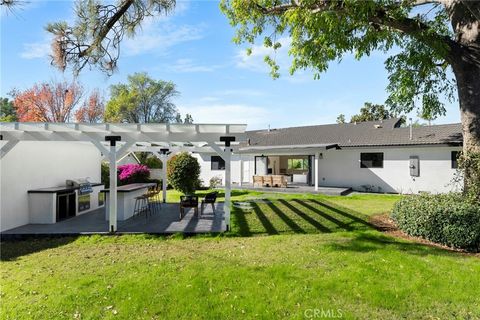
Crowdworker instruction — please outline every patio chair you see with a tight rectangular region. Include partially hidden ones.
[272,175,288,188]
[180,195,199,220]
[253,175,263,187]
[201,192,218,216]
[263,175,273,187]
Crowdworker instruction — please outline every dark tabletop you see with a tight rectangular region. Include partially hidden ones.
[28,183,103,194]
[101,183,157,193]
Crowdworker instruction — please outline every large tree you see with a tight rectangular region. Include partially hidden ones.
[219,1,479,149]
[105,72,181,123]
[74,90,105,123]
[12,81,83,122]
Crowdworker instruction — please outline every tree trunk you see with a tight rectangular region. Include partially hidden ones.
[451,56,480,154]
[446,0,480,198]
[450,54,480,199]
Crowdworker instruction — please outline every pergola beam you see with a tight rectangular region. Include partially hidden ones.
[1,131,244,144]
[115,141,135,160]
[1,122,246,134]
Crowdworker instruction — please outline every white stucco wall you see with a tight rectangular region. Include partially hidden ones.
[193,153,243,187]
[0,141,102,232]
[317,146,462,194]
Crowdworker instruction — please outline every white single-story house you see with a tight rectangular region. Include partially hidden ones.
[193,118,463,194]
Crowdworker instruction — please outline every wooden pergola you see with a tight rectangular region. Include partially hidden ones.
[0,122,247,232]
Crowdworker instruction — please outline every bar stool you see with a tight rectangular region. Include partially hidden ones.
[133,195,151,220]
[147,186,161,214]
[146,192,158,215]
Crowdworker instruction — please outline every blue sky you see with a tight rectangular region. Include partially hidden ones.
[1,0,461,129]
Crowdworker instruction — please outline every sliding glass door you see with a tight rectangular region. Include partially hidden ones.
[254,156,268,175]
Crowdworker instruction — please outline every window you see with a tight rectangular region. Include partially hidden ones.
[211,156,225,170]
[451,151,460,169]
[288,158,309,170]
[360,153,384,168]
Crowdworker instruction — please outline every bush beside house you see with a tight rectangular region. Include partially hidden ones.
[167,152,201,195]
[391,193,480,252]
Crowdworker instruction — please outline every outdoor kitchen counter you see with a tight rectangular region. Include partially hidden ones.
[28,183,103,193]
[27,183,105,224]
[102,183,157,221]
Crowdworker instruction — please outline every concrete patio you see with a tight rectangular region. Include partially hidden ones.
[1,203,226,237]
[235,183,352,196]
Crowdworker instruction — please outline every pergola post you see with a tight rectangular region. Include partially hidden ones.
[314,152,319,191]
[160,148,170,203]
[219,136,236,231]
[239,156,244,187]
[106,136,121,232]
[224,150,232,230]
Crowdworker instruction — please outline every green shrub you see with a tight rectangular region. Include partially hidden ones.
[167,152,201,195]
[101,162,110,186]
[144,156,162,169]
[391,193,480,251]
[209,176,222,189]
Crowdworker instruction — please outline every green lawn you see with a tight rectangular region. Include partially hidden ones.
[1,190,479,320]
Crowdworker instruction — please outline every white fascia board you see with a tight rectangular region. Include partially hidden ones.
[238,143,338,154]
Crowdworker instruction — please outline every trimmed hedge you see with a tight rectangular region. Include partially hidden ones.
[391,193,480,252]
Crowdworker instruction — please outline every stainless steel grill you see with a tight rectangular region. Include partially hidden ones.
[66,178,93,195]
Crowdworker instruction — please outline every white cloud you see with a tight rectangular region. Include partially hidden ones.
[169,58,219,73]
[217,89,266,97]
[178,104,271,128]
[174,0,191,15]
[123,17,205,56]
[20,39,51,59]
[198,96,222,102]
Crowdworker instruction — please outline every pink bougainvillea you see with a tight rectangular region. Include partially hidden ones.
[117,164,150,184]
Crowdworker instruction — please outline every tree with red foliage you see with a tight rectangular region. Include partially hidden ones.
[74,90,105,123]
[12,81,83,122]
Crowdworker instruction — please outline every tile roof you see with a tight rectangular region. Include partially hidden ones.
[246,118,462,148]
